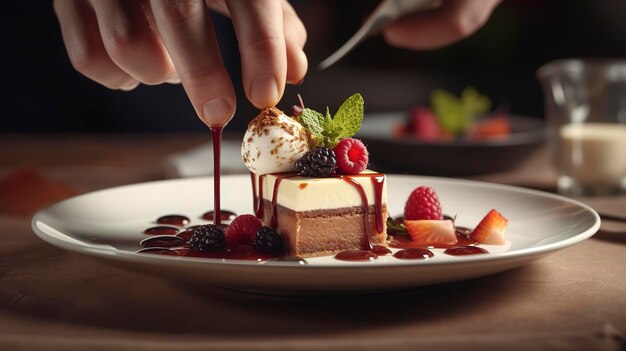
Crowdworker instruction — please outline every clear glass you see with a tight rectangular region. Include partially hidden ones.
[537,59,626,196]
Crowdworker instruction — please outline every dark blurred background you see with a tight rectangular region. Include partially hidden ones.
[2,0,626,133]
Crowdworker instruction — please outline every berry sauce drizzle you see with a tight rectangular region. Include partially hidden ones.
[201,210,237,222]
[210,126,223,226]
[341,176,372,251]
[335,250,377,261]
[140,235,186,248]
[138,212,290,261]
[388,226,479,249]
[333,245,392,262]
[156,215,190,226]
[393,248,434,260]
[269,173,298,228]
[444,246,489,256]
[249,171,388,260]
[253,173,266,218]
[370,175,385,234]
[144,226,179,235]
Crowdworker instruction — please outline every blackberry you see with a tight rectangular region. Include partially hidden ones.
[188,225,226,252]
[295,147,337,177]
[253,226,284,253]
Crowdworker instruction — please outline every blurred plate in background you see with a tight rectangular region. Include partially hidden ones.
[358,112,546,176]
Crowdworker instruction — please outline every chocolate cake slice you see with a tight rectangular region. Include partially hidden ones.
[252,171,387,258]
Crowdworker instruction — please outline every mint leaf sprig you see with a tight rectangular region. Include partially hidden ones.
[297,93,364,149]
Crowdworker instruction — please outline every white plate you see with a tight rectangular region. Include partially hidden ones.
[32,175,599,293]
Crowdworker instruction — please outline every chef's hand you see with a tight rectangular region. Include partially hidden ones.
[53,0,307,127]
[383,0,501,50]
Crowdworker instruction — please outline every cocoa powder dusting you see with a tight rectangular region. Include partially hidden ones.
[248,107,286,135]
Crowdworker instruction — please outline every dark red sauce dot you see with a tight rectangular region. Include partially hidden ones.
[444,246,489,256]
[371,245,392,255]
[144,226,179,235]
[335,250,377,261]
[393,248,434,260]
[156,215,190,226]
[140,235,186,248]
[201,210,237,222]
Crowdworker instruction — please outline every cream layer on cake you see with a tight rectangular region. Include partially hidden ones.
[256,170,387,212]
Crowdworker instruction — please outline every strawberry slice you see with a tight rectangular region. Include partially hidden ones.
[470,116,511,139]
[470,209,508,245]
[404,219,457,245]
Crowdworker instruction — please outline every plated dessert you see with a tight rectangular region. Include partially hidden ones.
[394,87,511,141]
[242,95,387,258]
[137,94,509,261]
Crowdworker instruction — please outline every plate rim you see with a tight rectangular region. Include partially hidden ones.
[32,174,600,269]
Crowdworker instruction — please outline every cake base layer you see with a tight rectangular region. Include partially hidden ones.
[262,200,387,258]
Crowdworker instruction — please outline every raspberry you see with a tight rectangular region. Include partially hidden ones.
[224,214,262,247]
[404,186,443,220]
[295,147,337,177]
[333,138,369,174]
[253,226,284,253]
[188,225,226,252]
[292,104,303,117]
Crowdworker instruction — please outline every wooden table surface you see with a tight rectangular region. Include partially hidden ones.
[0,133,624,351]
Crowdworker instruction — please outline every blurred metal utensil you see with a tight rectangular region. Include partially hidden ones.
[319,0,440,70]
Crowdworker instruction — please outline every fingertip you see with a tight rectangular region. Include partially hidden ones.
[119,81,140,91]
[249,75,282,108]
[201,97,236,127]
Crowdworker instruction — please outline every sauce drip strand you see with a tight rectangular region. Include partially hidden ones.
[341,173,386,251]
[341,176,371,250]
[251,173,265,218]
[210,126,223,225]
[370,175,385,234]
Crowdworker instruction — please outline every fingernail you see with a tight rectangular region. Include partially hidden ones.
[288,78,304,86]
[120,82,139,91]
[202,98,233,126]
[250,75,279,107]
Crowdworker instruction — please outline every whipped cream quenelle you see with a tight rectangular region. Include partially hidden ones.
[242,108,312,175]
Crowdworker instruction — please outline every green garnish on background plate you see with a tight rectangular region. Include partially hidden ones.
[431,87,492,135]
